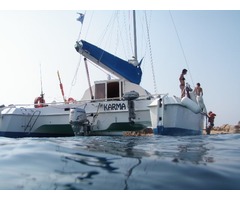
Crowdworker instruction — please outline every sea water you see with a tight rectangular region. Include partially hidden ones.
[0,133,239,190]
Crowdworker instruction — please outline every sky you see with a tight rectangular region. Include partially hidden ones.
[0,1,239,126]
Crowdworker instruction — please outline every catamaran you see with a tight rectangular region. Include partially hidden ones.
[0,11,206,137]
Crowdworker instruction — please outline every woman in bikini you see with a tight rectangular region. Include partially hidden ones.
[179,69,187,98]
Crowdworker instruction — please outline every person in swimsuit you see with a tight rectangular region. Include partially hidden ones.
[179,69,187,98]
[194,83,203,96]
[206,111,216,134]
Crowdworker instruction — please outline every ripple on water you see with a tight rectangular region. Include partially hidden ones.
[0,134,239,189]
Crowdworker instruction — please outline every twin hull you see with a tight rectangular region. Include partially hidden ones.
[154,104,204,135]
[0,97,204,137]
[149,97,204,136]
[0,100,151,137]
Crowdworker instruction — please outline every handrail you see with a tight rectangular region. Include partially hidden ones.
[1,93,168,109]
[24,110,41,133]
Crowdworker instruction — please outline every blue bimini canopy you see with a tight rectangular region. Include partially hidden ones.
[75,40,142,85]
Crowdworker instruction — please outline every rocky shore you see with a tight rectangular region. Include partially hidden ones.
[204,121,240,134]
[124,128,153,136]
[124,122,240,136]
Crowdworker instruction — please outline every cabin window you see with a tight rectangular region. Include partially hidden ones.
[95,83,105,99]
[107,82,120,99]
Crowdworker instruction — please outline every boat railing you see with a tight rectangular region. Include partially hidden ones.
[1,93,168,109]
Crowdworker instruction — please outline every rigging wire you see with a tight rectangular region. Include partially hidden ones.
[83,11,94,41]
[139,13,148,63]
[115,11,135,62]
[114,11,120,55]
[86,59,118,80]
[97,12,118,46]
[122,11,131,58]
[128,11,134,58]
[71,56,82,86]
[115,11,130,60]
[144,11,157,94]
[96,11,122,80]
[77,11,86,41]
[39,63,44,95]
[69,11,94,98]
[169,11,194,86]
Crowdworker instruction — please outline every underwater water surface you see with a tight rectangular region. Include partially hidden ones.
[0,133,239,190]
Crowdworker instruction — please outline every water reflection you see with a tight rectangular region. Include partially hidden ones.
[172,138,215,164]
[74,137,152,158]
[66,135,216,166]
[0,134,237,189]
[53,150,119,189]
[52,135,217,189]
[78,136,214,164]
[63,152,118,171]
[123,158,141,190]
[54,137,146,189]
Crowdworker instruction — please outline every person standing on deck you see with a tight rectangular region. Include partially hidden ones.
[194,83,203,96]
[179,69,187,98]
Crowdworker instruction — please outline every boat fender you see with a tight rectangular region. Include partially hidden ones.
[196,96,207,113]
[189,91,197,103]
[181,96,201,114]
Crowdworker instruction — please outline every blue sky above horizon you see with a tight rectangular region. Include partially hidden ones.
[0,1,239,126]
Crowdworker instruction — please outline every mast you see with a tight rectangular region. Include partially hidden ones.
[74,10,143,84]
[133,10,138,61]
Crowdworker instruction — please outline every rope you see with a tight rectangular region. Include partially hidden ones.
[69,11,91,98]
[86,59,118,80]
[169,11,194,87]
[68,55,82,98]
[97,12,118,46]
[128,11,134,57]
[77,23,83,41]
[84,11,94,41]
[115,12,133,59]
[77,11,86,41]
[115,11,130,59]
[122,11,131,58]
[145,11,157,93]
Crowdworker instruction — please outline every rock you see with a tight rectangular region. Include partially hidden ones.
[124,128,153,136]
[210,121,240,134]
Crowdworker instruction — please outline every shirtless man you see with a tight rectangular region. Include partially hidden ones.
[179,69,187,98]
[194,83,203,96]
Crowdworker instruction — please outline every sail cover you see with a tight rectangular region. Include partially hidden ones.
[75,40,142,85]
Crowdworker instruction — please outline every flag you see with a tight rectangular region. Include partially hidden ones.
[77,13,85,24]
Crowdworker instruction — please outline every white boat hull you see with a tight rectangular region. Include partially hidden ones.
[149,96,205,136]
[154,104,204,135]
[0,99,152,137]
[0,94,205,137]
